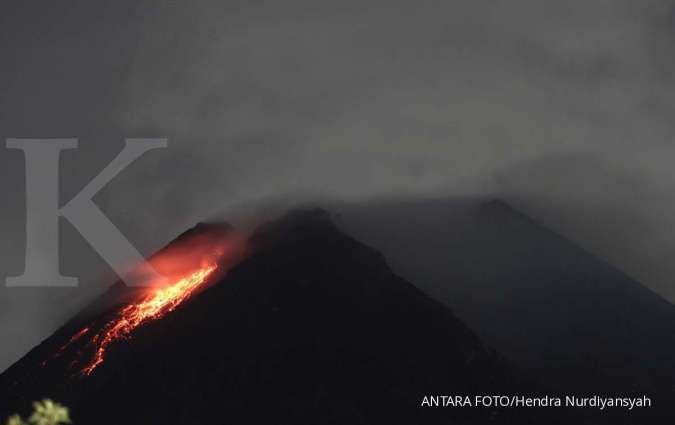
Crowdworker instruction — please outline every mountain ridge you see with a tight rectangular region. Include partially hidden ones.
[0,208,551,424]
[2,202,672,423]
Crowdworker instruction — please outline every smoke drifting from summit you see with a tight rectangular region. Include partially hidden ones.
[110,0,675,300]
[2,0,675,371]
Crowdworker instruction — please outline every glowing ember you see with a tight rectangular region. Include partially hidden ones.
[78,262,219,375]
[42,326,91,367]
[58,327,90,354]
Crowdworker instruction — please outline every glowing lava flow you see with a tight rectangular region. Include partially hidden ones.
[79,263,219,376]
[58,327,90,355]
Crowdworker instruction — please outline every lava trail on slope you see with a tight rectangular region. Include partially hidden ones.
[78,261,220,375]
[50,222,243,376]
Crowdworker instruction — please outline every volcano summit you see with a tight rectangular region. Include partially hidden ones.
[0,207,669,424]
[0,210,542,425]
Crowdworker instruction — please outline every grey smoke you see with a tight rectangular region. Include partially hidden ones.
[2,0,675,371]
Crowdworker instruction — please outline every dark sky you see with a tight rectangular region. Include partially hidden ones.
[2,0,675,371]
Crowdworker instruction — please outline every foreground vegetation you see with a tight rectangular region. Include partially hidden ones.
[5,400,70,425]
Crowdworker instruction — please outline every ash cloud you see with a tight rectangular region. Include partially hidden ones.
[2,0,675,371]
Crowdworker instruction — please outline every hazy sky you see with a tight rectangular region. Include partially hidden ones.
[2,0,675,371]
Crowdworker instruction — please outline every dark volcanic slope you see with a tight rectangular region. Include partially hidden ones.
[1,210,548,425]
[330,198,675,421]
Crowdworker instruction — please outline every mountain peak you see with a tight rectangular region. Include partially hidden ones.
[249,208,336,246]
[0,210,539,425]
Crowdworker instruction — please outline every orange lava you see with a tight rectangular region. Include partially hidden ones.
[79,262,219,375]
[42,326,92,367]
[58,327,90,354]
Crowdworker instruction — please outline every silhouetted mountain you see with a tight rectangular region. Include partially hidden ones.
[328,197,675,423]
[0,210,553,425]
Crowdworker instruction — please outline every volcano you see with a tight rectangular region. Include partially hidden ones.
[328,198,675,423]
[0,210,558,425]
[0,207,668,424]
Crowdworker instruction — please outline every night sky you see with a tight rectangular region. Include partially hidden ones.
[2,0,675,371]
